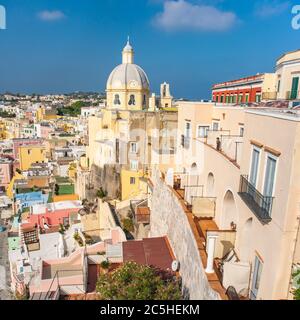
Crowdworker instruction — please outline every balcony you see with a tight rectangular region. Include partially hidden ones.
[238,175,273,224]
[262,92,277,100]
[204,130,243,167]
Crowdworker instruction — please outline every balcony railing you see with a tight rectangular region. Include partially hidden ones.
[262,92,277,100]
[205,130,243,166]
[238,175,273,224]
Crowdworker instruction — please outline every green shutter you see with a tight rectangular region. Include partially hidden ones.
[291,77,299,99]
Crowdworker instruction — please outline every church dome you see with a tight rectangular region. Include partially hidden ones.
[106,63,150,90]
[106,39,150,110]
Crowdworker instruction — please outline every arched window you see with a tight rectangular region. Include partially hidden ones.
[114,94,121,105]
[128,95,135,106]
[143,95,146,107]
[207,173,215,197]
[222,190,237,229]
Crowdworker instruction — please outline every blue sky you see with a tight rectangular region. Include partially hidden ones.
[0,0,299,99]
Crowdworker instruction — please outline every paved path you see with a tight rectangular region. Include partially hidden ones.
[0,218,13,300]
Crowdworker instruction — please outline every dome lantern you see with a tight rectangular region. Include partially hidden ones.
[122,37,134,64]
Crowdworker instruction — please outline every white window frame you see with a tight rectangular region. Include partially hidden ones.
[130,142,138,154]
[245,93,250,103]
[197,124,210,138]
[212,121,219,131]
[185,121,191,138]
[130,160,138,171]
[239,126,244,137]
[262,152,278,198]
[248,145,261,188]
[255,94,261,103]
[250,255,263,300]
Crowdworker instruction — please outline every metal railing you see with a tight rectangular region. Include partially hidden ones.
[191,196,216,218]
[262,92,277,100]
[220,135,243,164]
[205,129,230,147]
[238,175,273,224]
[30,268,85,300]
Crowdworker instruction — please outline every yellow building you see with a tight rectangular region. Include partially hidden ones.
[85,39,177,201]
[7,172,24,199]
[276,49,300,100]
[0,120,7,140]
[106,38,150,111]
[36,106,58,122]
[19,145,47,171]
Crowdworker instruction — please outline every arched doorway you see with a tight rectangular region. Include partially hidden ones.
[222,190,237,229]
[207,172,215,197]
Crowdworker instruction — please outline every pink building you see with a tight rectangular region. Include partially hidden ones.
[40,125,54,139]
[27,201,83,229]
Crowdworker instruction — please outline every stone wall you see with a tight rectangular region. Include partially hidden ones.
[150,171,220,300]
[90,164,120,200]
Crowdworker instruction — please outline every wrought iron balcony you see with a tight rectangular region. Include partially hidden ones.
[238,175,273,224]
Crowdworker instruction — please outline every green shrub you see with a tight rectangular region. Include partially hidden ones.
[122,218,134,233]
[96,188,107,199]
[96,262,182,300]
[292,269,300,300]
[100,260,110,270]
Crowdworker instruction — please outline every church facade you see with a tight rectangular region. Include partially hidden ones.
[84,40,177,200]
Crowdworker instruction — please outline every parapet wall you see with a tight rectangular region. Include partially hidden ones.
[150,171,220,300]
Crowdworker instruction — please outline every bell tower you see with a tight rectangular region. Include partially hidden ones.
[160,82,173,108]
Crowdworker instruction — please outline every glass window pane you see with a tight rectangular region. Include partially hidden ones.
[263,156,276,197]
[250,149,259,186]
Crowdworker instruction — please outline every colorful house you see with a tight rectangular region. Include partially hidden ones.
[19,145,46,171]
[27,200,83,229]
[15,191,49,213]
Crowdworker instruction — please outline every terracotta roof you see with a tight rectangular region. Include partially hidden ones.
[122,237,174,271]
[136,207,150,224]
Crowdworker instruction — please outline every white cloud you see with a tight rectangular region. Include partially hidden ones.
[152,0,238,32]
[38,10,66,22]
[255,1,290,18]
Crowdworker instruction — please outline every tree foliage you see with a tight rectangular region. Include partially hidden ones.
[57,101,89,116]
[292,269,300,300]
[0,110,16,118]
[122,218,134,233]
[96,187,107,199]
[96,261,182,300]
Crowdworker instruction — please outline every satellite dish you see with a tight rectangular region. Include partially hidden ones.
[171,260,180,272]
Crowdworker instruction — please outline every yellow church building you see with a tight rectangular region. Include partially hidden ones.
[85,39,177,201]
